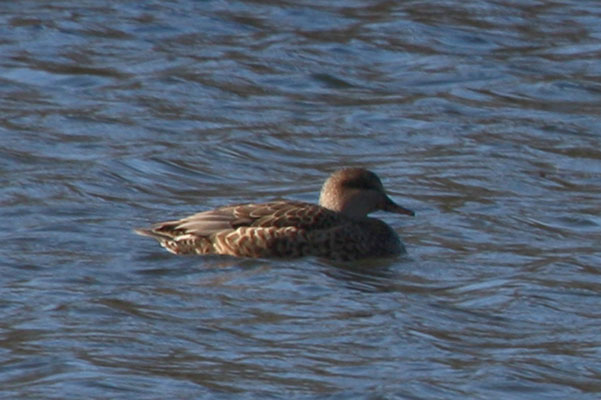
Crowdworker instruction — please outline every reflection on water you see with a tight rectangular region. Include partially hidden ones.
[2,0,601,398]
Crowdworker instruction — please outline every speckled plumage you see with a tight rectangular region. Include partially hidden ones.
[135,168,414,261]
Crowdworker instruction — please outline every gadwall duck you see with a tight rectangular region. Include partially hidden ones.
[135,168,414,261]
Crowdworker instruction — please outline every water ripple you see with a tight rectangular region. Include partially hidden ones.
[2,0,601,398]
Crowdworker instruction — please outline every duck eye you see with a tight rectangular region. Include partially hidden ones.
[344,178,379,191]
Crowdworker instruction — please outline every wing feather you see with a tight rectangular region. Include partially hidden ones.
[136,200,345,242]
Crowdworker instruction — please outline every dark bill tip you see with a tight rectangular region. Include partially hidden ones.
[383,197,415,216]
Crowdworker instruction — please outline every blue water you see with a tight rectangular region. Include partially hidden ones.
[2,1,601,398]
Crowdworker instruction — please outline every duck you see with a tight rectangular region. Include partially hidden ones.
[135,168,414,261]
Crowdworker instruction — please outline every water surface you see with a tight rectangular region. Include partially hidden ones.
[2,1,601,398]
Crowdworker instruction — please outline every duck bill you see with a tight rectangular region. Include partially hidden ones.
[383,196,415,216]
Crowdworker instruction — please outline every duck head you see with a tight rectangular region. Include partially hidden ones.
[319,168,415,218]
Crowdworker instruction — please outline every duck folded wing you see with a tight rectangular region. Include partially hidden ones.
[136,200,344,241]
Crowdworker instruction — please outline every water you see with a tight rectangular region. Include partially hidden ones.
[2,0,601,398]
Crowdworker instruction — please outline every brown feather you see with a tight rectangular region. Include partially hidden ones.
[135,169,413,260]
